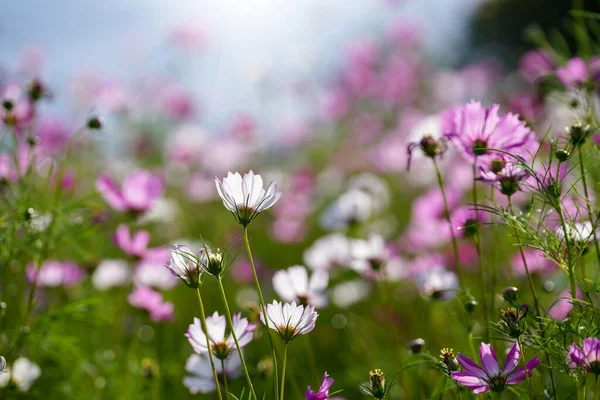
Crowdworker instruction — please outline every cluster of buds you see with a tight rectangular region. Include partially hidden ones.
[406,134,448,171]
[166,243,231,288]
[360,369,391,400]
[499,304,528,338]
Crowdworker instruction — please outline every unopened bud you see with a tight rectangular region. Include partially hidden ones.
[408,338,425,354]
[555,149,570,162]
[87,116,103,130]
[502,287,519,303]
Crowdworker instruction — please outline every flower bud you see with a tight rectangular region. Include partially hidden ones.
[502,287,519,302]
[440,348,459,372]
[499,304,528,338]
[87,116,103,130]
[419,135,441,158]
[555,149,570,162]
[566,121,591,147]
[465,299,478,314]
[204,251,225,276]
[408,338,425,354]
[26,78,49,102]
[368,369,387,399]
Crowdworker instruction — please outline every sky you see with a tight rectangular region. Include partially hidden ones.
[0,0,479,129]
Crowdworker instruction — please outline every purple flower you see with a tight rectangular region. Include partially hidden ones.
[556,57,589,87]
[306,372,334,400]
[569,337,600,374]
[96,170,164,213]
[450,206,488,238]
[478,157,529,197]
[445,101,536,163]
[451,342,540,394]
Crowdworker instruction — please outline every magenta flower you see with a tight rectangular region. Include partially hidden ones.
[445,101,535,162]
[556,57,589,87]
[451,342,540,394]
[114,224,150,258]
[519,50,553,82]
[128,286,174,322]
[306,372,334,400]
[96,170,164,213]
[569,337,600,374]
[478,157,529,197]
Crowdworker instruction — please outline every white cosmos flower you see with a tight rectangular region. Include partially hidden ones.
[92,259,130,291]
[183,353,241,394]
[260,300,318,343]
[303,233,351,271]
[415,267,458,300]
[134,261,179,290]
[556,221,595,243]
[165,244,201,287]
[320,188,375,230]
[272,265,329,307]
[215,171,282,226]
[332,280,371,308]
[347,173,390,211]
[0,358,41,391]
[349,234,389,273]
[185,312,255,360]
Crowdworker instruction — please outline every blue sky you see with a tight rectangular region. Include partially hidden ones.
[0,0,478,129]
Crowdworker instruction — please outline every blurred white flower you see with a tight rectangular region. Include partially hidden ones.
[331,280,371,308]
[138,198,179,224]
[320,189,374,230]
[415,267,458,300]
[260,301,318,343]
[183,353,241,394]
[349,234,389,273]
[273,265,329,307]
[303,233,351,271]
[215,171,282,226]
[92,260,130,291]
[29,210,52,232]
[0,358,41,391]
[556,221,595,243]
[347,173,390,211]
[134,261,179,290]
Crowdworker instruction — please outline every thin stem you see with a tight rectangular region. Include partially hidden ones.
[555,199,577,301]
[472,162,489,342]
[595,374,599,400]
[195,288,223,400]
[243,226,280,399]
[489,186,497,342]
[280,343,288,400]
[507,197,542,319]
[455,381,463,400]
[221,359,230,400]
[578,147,600,264]
[517,337,537,400]
[432,158,464,287]
[215,278,257,400]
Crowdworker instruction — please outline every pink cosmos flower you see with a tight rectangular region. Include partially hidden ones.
[445,101,536,163]
[519,50,553,82]
[549,288,581,321]
[512,249,557,277]
[0,85,34,132]
[34,117,71,155]
[114,224,150,258]
[27,260,86,287]
[556,57,589,87]
[128,286,174,322]
[306,372,334,400]
[96,170,164,213]
[159,83,194,121]
[451,342,540,394]
[569,337,600,374]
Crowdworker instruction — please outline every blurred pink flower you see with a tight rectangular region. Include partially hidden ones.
[96,170,164,213]
[17,45,45,77]
[27,260,86,288]
[549,288,581,321]
[556,57,589,87]
[0,85,34,132]
[512,249,557,277]
[114,224,150,258]
[519,50,553,82]
[169,24,206,51]
[34,117,71,155]
[128,286,174,322]
[227,114,257,141]
[319,89,350,121]
[160,83,194,121]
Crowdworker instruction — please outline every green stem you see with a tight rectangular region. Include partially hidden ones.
[472,162,489,342]
[555,198,577,301]
[195,289,223,400]
[243,226,280,399]
[222,359,230,400]
[489,187,497,338]
[432,158,464,288]
[455,381,463,400]
[215,278,257,400]
[517,337,537,400]
[595,374,599,400]
[578,147,600,264]
[280,343,288,400]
